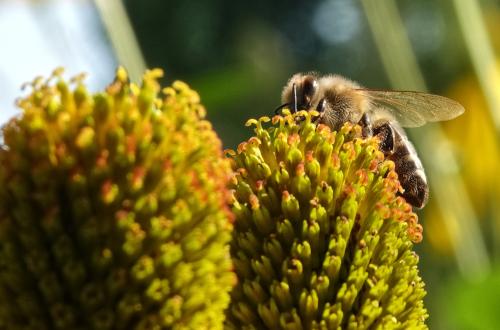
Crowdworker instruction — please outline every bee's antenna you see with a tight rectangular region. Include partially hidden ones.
[274,103,290,115]
[292,83,298,113]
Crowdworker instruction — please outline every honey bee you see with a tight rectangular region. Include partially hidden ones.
[277,73,465,208]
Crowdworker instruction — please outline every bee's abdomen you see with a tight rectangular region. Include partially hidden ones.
[388,130,429,208]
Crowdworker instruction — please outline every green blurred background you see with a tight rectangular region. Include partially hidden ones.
[1,0,500,328]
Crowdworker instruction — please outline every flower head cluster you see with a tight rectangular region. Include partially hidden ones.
[226,110,427,329]
[0,68,234,329]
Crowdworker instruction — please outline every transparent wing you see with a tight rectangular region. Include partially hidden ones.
[360,89,465,127]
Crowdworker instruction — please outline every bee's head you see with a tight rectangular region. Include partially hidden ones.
[278,73,320,114]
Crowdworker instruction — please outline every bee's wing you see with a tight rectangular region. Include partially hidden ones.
[360,89,465,127]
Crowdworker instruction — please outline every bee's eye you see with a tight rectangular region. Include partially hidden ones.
[302,77,318,105]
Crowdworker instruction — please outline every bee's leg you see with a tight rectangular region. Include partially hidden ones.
[313,98,327,123]
[373,122,395,154]
[358,113,373,138]
[274,103,289,115]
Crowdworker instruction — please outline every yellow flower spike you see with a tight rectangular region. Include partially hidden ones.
[115,66,128,82]
[70,72,88,85]
[171,80,189,92]
[259,116,271,123]
[226,110,428,328]
[245,118,259,127]
[52,66,66,78]
[32,75,45,89]
[0,67,234,329]
[161,86,176,98]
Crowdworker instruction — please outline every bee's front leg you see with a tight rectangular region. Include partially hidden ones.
[312,98,327,124]
[358,113,373,138]
[372,122,395,155]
